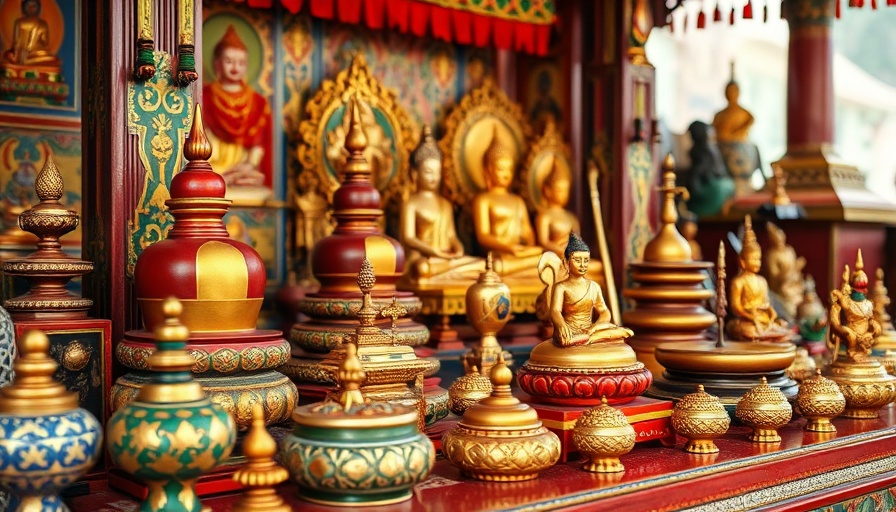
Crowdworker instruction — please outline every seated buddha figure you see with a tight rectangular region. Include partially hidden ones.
[712,65,762,198]
[3,0,61,69]
[550,233,633,346]
[726,216,792,342]
[535,158,580,257]
[472,126,542,277]
[400,126,484,283]
[763,222,805,320]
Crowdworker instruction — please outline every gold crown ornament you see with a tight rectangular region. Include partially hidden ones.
[735,377,793,443]
[670,385,730,454]
[572,396,636,473]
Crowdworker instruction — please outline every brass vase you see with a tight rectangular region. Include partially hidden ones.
[572,397,636,473]
[448,367,493,415]
[796,369,845,432]
[735,377,793,443]
[442,356,561,481]
[670,385,730,454]
[0,331,103,512]
[464,253,511,377]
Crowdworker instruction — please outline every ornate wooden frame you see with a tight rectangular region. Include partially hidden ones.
[520,119,574,213]
[438,78,532,206]
[296,53,417,209]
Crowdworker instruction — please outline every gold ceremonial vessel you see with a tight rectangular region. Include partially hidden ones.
[735,377,793,443]
[448,367,493,416]
[464,253,512,376]
[442,355,561,481]
[796,369,845,433]
[670,385,730,454]
[572,396,637,473]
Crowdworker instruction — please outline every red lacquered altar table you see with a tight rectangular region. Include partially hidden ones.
[70,405,896,512]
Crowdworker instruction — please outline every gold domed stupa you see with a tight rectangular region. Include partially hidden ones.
[518,235,651,405]
[624,155,716,377]
[572,396,636,473]
[797,369,845,432]
[735,377,793,443]
[825,251,896,418]
[651,242,798,409]
[443,355,561,481]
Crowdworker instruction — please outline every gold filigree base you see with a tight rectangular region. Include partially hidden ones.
[805,418,836,433]
[683,439,720,454]
[441,425,561,482]
[748,428,782,443]
[582,457,624,473]
[827,359,896,418]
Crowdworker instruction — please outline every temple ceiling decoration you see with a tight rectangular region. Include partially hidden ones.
[226,0,556,55]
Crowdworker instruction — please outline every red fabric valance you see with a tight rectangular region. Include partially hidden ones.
[232,0,556,55]
[665,0,896,31]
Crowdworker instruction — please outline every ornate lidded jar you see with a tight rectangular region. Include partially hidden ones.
[282,341,435,507]
[464,253,511,377]
[797,369,845,433]
[443,355,561,481]
[0,330,102,512]
[448,366,492,415]
[114,104,297,429]
[735,377,793,443]
[572,396,636,473]
[671,385,730,454]
[107,298,236,512]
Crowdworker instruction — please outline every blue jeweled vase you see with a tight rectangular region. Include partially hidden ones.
[0,331,103,512]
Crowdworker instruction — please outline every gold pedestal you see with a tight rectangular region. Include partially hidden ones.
[826,359,896,418]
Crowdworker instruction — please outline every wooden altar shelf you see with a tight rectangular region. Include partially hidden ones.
[69,405,896,511]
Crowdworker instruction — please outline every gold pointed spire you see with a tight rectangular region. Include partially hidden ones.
[856,249,864,272]
[0,330,78,414]
[185,103,213,162]
[138,297,205,403]
[741,215,759,256]
[336,342,367,411]
[232,404,290,512]
[35,155,64,202]
[345,96,369,156]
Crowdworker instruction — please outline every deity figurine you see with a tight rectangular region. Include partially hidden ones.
[712,63,762,198]
[682,121,734,217]
[295,171,331,281]
[202,25,273,200]
[763,222,805,320]
[400,126,483,283]
[872,268,896,341]
[472,126,543,277]
[726,216,791,342]
[549,233,633,346]
[829,252,880,363]
[535,158,580,257]
[796,275,827,342]
[2,0,61,68]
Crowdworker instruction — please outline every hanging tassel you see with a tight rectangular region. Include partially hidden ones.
[697,10,706,28]
[669,14,674,33]
[730,6,736,24]
[837,0,842,16]
[682,13,687,32]
[848,0,862,6]
[176,0,198,87]
[872,0,877,8]
[744,0,754,19]
[764,2,769,21]
[714,4,722,21]
[134,0,155,80]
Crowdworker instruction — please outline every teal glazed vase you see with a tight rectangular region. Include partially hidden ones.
[106,298,236,512]
[0,330,102,512]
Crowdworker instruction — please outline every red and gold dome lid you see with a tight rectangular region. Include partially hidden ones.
[134,104,266,333]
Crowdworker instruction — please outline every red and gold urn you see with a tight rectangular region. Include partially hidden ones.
[111,104,298,429]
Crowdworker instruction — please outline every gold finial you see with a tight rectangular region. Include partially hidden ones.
[232,403,290,512]
[855,249,864,272]
[760,376,768,385]
[357,256,375,292]
[877,267,885,282]
[185,103,213,162]
[659,154,688,225]
[35,155,64,202]
[138,297,205,402]
[697,384,706,393]
[663,152,675,170]
[336,342,366,411]
[486,252,494,272]
[0,330,79,414]
[345,96,369,156]
[741,215,759,256]
[489,352,513,391]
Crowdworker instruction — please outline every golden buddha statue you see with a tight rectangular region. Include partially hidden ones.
[535,158,580,257]
[829,255,880,363]
[472,126,542,277]
[712,64,754,144]
[518,234,650,405]
[872,268,895,335]
[725,216,791,342]
[400,126,483,283]
[763,222,805,319]
[2,0,61,68]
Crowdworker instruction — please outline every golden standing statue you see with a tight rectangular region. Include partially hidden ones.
[400,126,483,283]
[829,253,880,363]
[535,158,580,257]
[3,0,61,68]
[763,223,805,319]
[726,216,791,342]
[712,64,754,144]
[472,126,542,276]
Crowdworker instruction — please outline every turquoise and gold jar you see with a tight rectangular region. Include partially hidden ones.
[0,330,102,512]
[282,342,435,507]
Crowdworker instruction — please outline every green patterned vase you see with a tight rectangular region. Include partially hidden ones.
[0,330,103,512]
[106,298,236,512]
